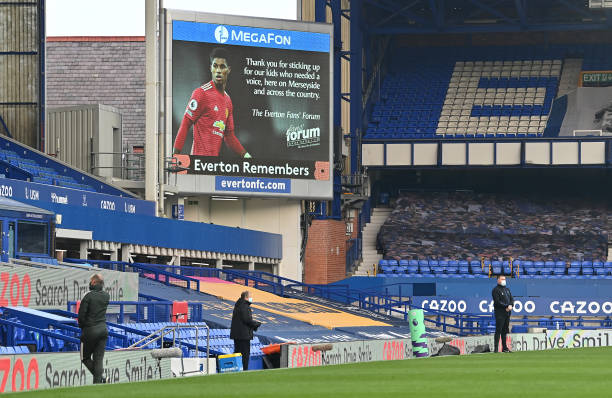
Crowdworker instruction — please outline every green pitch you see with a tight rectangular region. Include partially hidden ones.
[10,347,612,398]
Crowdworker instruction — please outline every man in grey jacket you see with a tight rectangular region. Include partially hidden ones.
[78,273,110,383]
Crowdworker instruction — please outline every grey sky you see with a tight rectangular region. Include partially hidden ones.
[46,0,298,36]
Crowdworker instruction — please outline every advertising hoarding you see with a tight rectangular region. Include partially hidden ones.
[0,350,171,393]
[166,11,333,199]
[284,338,413,368]
[412,296,612,316]
[0,178,154,216]
[0,264,138,310]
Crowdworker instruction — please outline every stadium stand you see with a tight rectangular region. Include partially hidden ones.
[0,134,130,196]
[365,44,612,139]
[376,192,609,274]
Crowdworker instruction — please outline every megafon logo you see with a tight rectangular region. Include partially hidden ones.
[286,125,321,149]
[214,26,229,43]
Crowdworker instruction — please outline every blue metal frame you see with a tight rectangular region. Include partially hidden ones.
[66,258,612,335]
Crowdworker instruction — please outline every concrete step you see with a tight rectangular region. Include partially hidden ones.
[352,207,391,276]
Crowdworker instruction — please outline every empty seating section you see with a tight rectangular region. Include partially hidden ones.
[0,345,30,354]
[376,192,609,277]
[440,63,557,137]
[379,259,612,279]
[365,44,612,139]
[0,148,95,191]
[116,323,263,357]
[368,60,450,139]
[0,316,81,352]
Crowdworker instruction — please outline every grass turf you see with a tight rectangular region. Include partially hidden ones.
[11,347,612,398]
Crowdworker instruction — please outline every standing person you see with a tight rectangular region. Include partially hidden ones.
[173,47,251,158]
[230,291,261,371]
[78,273,110,383]
[492,275,514,353]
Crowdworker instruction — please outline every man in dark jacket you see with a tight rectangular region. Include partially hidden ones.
[78,273,110,383]
[492,275,514,353]
[230,291,261,370]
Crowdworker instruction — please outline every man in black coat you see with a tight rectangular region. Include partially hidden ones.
[492,275,514,353]
[230,291,262,370]
[78,273,110,383]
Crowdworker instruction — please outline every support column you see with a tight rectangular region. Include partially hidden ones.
[331,0,342,219]
[145,0,159,209]
[350,0,363,174]
[110,249,118,262]
[173,255,182,266]
[121,244,131,262]
[215,259,223,269]
[79,241,88,260]
[248,261,255,271]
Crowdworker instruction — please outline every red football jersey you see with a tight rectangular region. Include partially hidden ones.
[174,81,245,156]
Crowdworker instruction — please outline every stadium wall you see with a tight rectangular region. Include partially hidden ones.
[45,37,145,152]
[173,197,301,281]
[304,219,347,284]
[336,277,612,300]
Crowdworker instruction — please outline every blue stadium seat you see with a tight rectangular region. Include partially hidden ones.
[458,266,469,275]
[552,267,566,276]
[595,268,607,276]
[544,261,555,268]
[409,260,419,266]
[567,267,580,276]
[593,261,604,268]
[502,261,511,275]
[539,268,553,276]
[399,260,409,266]
[524,266,537,276]
[432,266,444,275]
[582,267,594,276]
[379,260,389,267]
[388,260,398,267]
[491,261,502,275]
[420,265,432,274]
